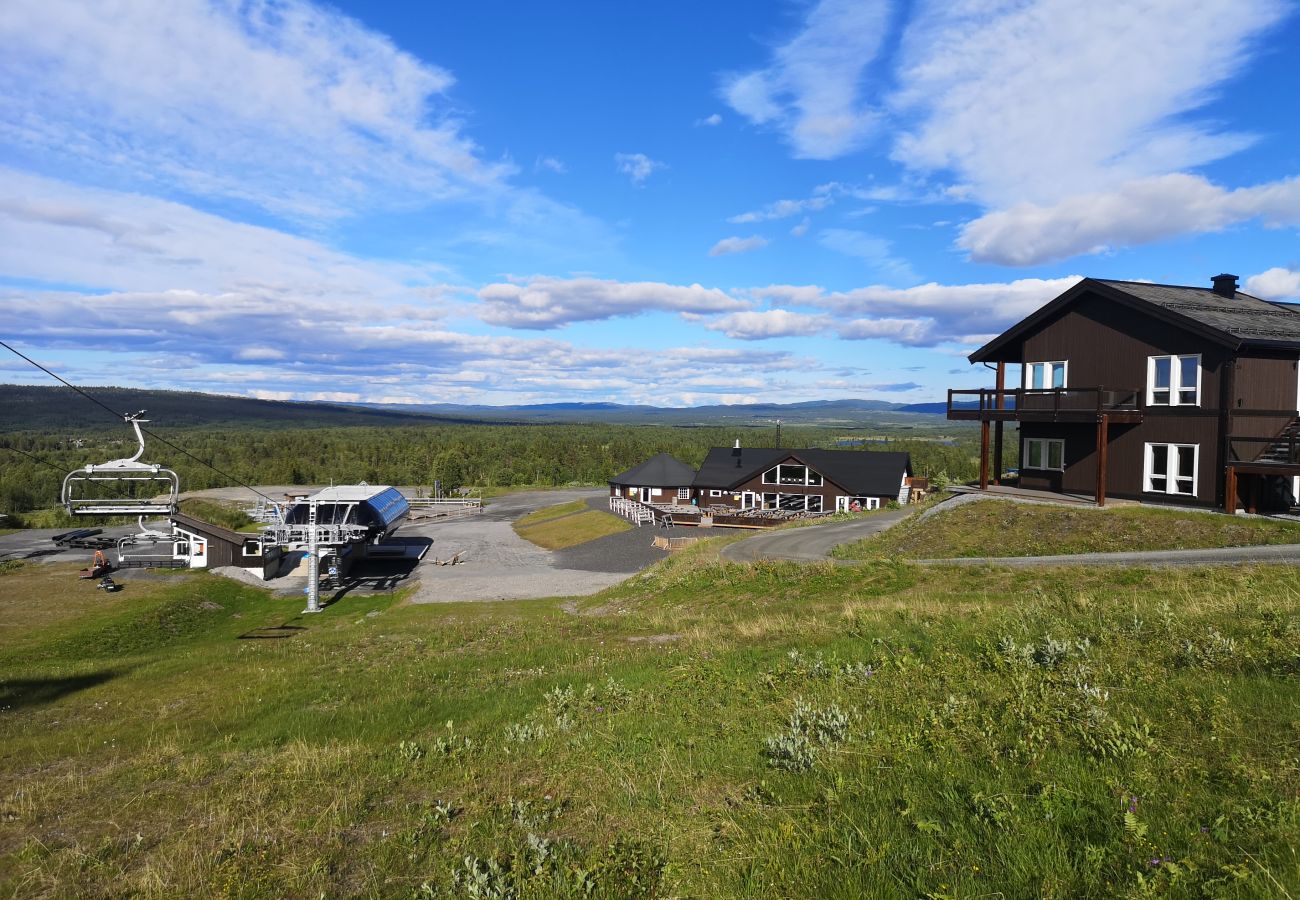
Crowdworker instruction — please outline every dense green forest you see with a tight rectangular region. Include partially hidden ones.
[0,423,982,517]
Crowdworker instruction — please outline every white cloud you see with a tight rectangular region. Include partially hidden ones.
[751,275,1080,347]
[696,113,723,127]
[614,152,666,186]
[790,218,811,237]
[705,310,830,340]
[720,0,892,159]
[1245,267,1300,300]
[535,156,568,174]
[0,0,512,220]
[890,0,1287,207]
[959,173,1300,265]
[729,192,834,223]
[709,236,770,257]
[817,229,918,284]
[476,276,749,329]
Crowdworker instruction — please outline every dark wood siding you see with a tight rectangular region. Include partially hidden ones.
[1234,353,1298,410]
[1020,415,1221,506]
[1021,292,1230,407]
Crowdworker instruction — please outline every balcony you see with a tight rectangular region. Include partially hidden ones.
[947,387,1144,423]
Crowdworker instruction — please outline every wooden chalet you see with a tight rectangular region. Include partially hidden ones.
[691,445,912,512]
[609,453,697,505]
[949,274,1300,512]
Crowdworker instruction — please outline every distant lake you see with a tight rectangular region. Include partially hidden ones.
[836,437,958,447]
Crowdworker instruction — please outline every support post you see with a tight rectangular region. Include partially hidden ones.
[1095,414,1109,507]
[994,363,1007,485]
[979,419,990,490]
[304,499,321,614]
[1224,465,1237,514]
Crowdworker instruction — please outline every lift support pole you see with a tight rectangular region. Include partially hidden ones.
[304,500,321,614]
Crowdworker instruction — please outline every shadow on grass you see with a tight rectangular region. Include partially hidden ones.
[0,670,121,712]
[237,624,307,640]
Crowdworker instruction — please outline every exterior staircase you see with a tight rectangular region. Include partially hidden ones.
[1257,417,1300,466]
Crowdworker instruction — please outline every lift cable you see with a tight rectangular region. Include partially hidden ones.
[0,339,277,504]
[0,443,70,476]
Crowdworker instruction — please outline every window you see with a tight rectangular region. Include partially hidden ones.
[677,488,690,500]
[1148,354,1200,406]
[710,489,722,497]
[762,464,822,485]
[1145,443,1197,496]
[1025,361,1067,390]
[242,539,261,556]
[805,495,822,513]
[1023,438,1065,470]
[762,492,779,510]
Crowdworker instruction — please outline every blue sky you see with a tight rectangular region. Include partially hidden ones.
[2,0,1300,407]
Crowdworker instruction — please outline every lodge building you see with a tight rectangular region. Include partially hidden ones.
[610,445,913,513]
[948,274,1300,512]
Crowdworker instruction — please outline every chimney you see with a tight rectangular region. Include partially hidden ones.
[1211,273,1238,298]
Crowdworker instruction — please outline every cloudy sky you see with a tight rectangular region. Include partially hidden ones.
[2,0,1299,407]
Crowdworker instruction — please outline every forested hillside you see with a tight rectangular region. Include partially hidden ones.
[0,423,980,517]
[0,384,471,431]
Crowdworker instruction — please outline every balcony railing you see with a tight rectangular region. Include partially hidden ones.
[947,387,1143,422]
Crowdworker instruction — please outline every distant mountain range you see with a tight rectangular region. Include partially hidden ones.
[348,398,957,424]
[0,384,959,431]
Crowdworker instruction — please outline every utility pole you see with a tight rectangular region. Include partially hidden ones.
[775,419,782,449]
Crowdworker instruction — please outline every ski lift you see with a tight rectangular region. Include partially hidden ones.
[62,411,180,516]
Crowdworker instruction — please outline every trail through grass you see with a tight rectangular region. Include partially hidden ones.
[835,498,1300,560]
[1,544,1298,897]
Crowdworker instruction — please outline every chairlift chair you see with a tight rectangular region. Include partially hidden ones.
[61,411,180,517]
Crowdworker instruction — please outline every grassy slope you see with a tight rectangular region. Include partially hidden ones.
[176,498,258,532]
[835,499,1300,560]
[513,501,633,550]
[514,500,590,528]
[1,553,1298,897]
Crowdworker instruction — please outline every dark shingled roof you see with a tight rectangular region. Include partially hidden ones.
[693,447,911,496]
[971,276,1300,362]
[1094,279,1300,345]
[609,452,697,487]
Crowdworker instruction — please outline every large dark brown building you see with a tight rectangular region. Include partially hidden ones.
[948,275,1300,511]
[691,446,912,512]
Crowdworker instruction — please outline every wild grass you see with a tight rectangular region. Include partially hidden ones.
[513,500,591,528]
[1,544,1298,897]
[834,498,1300,560]
[514,510,633,550]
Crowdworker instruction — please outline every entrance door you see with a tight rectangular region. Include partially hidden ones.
[741,492,757,509]
[639,487,652,502]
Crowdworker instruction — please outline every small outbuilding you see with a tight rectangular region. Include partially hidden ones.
[170,512,282,579]
[609,453,698,505]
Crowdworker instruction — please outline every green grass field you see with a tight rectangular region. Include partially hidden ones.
[1,545,1298,897]
[513,501,632,550]
[834,498,1300,560]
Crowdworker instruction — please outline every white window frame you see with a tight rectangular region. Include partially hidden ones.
[835,496,880,512]
[1023,437,1065,471]
[1025,360,1068,390]
[805,495,822,513]
[677,487,690,500]
[710,489,723,497]
[1144,442,1198,496]
[761,463,823,486]
[1147,354,1201,406]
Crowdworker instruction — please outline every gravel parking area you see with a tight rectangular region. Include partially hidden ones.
[399,489,667,603]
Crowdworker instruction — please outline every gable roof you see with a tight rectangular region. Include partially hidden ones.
[609,452,697,487]
[693,447,910,496]
[971,277,1300,362]
[171,511,253,546]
